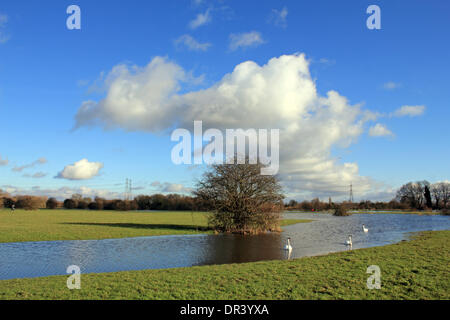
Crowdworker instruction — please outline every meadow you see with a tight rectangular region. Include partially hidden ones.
[0,230,448,300]
[0,209,310,243]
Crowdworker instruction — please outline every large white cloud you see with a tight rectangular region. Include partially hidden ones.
[75,57,186,132]
[74,54,394,200]
[56,159,104,180]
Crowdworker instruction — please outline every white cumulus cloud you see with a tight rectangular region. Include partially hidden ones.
[74,53,389,199]
[56,159,104,180]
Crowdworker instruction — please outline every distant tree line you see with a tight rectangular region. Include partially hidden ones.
[285,181,450,213]
[285,198,412,211]
[1,180,448,214]
[58,193,210,211]
[395,181,449,211]
[0,191,209,212]
[0,191,47,211]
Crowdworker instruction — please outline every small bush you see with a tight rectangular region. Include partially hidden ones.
[3,198,15,209]
[442,209,450,216]
[63,199,77,209]
[77,201,89,209]
[16,196,44,211]
[46,198,58,209]
[88,202,99,210]
[333,204,352,216]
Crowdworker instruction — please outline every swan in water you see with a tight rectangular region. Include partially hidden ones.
[362,224,369,233]
[284,237,293,251]
[346,235,353,246]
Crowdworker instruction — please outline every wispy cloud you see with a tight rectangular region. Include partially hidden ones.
[174,34,212,52]
[391,105,426,117]
[189,9,212,29]
[150,181,193,194]
[0,13,10,44]
[23,172,48,179]
[1,185,123,201]
[383,81,401,90]
[369,123,394,137]
[269,6,288,28]
[229,31,265,51]
[0,155,8,166]
[12,158,47,172]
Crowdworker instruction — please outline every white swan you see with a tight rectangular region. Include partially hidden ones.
[362,224,369,233]
[346,235,353,246]
[284,237,293,251]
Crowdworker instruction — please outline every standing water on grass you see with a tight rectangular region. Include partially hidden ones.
[0,213,449,280]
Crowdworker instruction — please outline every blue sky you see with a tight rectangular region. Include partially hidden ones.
[0,0,449,201]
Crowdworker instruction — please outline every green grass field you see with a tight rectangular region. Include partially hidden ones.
[0,209,311,243]
[0,230,448,300]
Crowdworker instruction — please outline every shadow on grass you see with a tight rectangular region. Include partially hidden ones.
[60,222,210,232]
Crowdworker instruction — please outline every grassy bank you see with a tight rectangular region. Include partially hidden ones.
[0,209,310,243]
[0,230,448,300]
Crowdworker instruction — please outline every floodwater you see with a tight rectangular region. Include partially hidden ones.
[0,212,449,280]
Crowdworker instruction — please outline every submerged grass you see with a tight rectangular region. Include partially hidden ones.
[0,209,310,243]
[0,230,448,300]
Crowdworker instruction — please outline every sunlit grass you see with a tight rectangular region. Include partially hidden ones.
[0,230,448,300]
[0,209,310,243]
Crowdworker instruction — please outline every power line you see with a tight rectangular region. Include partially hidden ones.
[349,182,354,203]
[124,178,133,200]
[129,179,132,200]
[124,178,129,200]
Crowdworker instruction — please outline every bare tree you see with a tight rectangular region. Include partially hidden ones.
[431,182,450,209]
[16,196,46,210]
[46,197,58,209]
[194,160,284,234]
[396,181,430,209]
